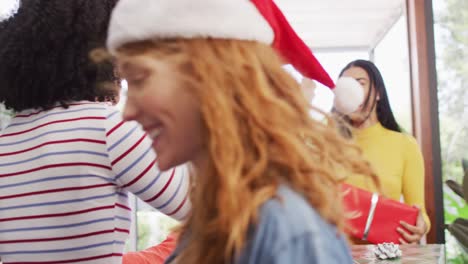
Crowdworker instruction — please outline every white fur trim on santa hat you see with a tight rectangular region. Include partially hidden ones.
[107,0,274,53]
[333,77,364,114]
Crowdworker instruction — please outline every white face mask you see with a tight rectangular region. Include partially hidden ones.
[0,0,20,22]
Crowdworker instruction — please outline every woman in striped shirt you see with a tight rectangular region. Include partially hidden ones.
[0,1,189,263]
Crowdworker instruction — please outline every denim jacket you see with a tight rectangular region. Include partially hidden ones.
[166,185,353,264]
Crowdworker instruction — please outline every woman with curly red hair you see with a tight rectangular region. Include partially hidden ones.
[107,0,377,263]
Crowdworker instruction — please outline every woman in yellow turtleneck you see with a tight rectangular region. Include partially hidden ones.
[338,60,430,244]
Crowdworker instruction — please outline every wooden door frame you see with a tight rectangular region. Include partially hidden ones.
[406,0,445,244]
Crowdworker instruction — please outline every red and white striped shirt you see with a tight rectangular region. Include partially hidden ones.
[0,102,190,264]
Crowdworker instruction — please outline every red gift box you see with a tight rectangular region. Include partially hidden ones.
[341,183,419,244]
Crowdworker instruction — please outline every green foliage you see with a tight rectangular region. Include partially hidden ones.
[435,0,468,225]
[435,9,467,251]
[436,0,468,118]
[136,211,180,251]
[447,254,468,264]
[136,212,152,251]
[443,159,465,184]
[446,230,468,263]
[442,158,468,259]
[444,187,468,224]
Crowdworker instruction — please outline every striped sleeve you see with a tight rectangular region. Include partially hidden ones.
[104,107,190,220]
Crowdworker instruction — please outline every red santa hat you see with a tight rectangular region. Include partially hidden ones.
[107,0,363,114]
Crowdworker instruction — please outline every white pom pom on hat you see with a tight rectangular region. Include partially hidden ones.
[107,0,363,114]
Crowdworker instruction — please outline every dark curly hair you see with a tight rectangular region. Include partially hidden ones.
[0,0,119,112]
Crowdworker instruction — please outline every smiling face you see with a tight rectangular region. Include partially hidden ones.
[117,53,205,171]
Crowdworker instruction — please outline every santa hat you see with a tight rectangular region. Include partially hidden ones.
[107,0,363,114]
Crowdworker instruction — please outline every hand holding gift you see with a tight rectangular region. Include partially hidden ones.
[397,207,427,244]
[342,184,419,244]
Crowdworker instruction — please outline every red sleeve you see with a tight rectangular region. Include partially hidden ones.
[122,233,178,264]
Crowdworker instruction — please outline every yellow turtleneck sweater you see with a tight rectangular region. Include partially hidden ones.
[345,122,431,231]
